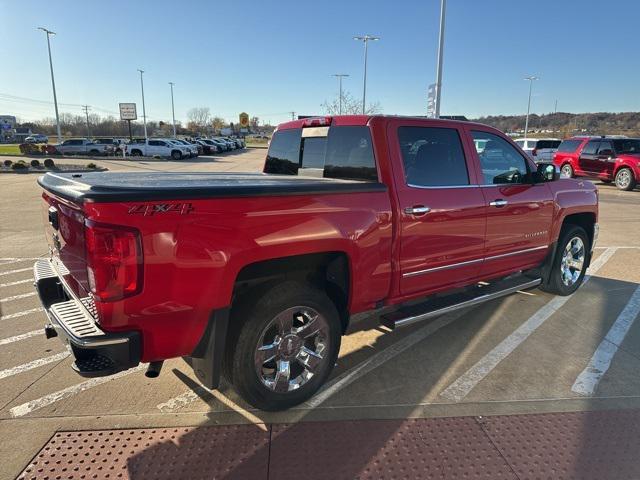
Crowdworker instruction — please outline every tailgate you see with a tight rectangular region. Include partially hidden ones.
[42,190,90,298]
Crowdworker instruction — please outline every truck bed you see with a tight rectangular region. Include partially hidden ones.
[38,172,386,203]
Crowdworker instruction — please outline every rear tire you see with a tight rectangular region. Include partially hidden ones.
[131,149,142,157]
[561,163,574,178]
[540,225,589,296]
[615,167,636,191]
[227,281,341,411]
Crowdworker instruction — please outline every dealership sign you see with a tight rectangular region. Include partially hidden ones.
[119,103,137,121]
[239,112,250,128]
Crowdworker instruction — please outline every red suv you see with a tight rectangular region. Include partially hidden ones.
[553,136,640,191]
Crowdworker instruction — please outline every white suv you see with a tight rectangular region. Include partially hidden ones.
[128,139,189,159]
[515,138,561,162]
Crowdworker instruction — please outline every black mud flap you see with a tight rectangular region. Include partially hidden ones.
[184,308,230,390]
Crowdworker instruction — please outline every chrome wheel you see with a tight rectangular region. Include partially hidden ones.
[616,169,631,189]
[560,237,585,287]
[561,164,573,178]
[254,306,329,393]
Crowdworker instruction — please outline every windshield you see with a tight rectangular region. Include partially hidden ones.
[613,139,640,154]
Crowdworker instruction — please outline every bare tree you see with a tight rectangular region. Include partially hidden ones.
[211,116,225,131]
[321,90,381,115]
[187,107,211,128]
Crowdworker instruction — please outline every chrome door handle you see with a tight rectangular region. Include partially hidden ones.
[489,199,508,207]
[404,206,431,215]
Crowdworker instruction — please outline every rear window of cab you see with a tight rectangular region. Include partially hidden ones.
[264,126,378,182]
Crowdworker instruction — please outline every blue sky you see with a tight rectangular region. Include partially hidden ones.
[2,0,639,125]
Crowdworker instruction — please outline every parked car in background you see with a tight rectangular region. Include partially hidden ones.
[24,134,49,143]
[203,139,226,152]
[553,136,640,190]
[515,138,561,162]
[183,139,203,155]
[54,138,114,156]
[169,139,198,157]
[195,139,216,154]
[127,139,189,160]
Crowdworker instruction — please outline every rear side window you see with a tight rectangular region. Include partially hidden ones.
[556,139,583,153]
[515,140,525,148]
[398,127,469,187]
[265,126,377,181]
[264,129,302,175]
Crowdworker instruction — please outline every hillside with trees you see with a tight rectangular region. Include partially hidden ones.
[472,112,640,138]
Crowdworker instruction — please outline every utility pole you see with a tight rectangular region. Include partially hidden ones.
[38,27,62,143]
[82,105,91,138]
[524,75,538,139]
[138,69,148,141]
[169,82,176,137]
[434,0,447,118]
[289,111,296,121]
[332,74,349,115]
[353,35,380,114]
[554,99,558,114]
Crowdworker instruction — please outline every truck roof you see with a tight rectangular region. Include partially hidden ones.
[276,115,486,131]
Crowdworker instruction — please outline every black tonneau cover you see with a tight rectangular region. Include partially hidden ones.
[38,172,387,203]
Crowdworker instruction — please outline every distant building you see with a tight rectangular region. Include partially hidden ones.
[14,127,32,143]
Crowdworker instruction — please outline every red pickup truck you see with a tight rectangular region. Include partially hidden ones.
[34,116,598,411]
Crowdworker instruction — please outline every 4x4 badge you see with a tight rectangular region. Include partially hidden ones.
[128,203,194,216]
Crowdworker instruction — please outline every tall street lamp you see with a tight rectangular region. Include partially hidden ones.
[333,74,349,115]
[138,69,148,141]
[38,27,62,143]
[353,35,379,114]
[434,0,447,118]
[169,82,176,138]
[524,75,539,139]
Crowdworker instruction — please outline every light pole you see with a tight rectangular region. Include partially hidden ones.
[333,74,349,115]
[524,75,538,139]
[138,69,148,141]
[434,0,447,118]
[38,27,62,143]
[353,35,379,114]
[169,82,176,138]
[82,105,90,138]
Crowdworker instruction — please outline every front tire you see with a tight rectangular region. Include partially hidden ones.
[561,163,574,178]
[540,225,589,296]
[171,150,182,160]
[615,167,636,191]
[227,281,341,411]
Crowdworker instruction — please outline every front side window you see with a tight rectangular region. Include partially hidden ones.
[536,140,561,150]
[597,141,613,156]
[472,131,529,185]
[398,127,469,187]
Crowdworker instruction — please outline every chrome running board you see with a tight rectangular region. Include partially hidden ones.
[381,276,542,330]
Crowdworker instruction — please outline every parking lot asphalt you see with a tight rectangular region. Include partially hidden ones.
[1,150,640,479]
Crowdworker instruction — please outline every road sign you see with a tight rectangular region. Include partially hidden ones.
[119,103,137,121]
[427,84,436,118]
[239,112,249,128]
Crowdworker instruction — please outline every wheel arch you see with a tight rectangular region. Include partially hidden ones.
[232,251,351,334]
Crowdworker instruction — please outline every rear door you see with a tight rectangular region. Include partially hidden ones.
[389,120,486,296]
[468,128,554,278]
[578,139,600,175]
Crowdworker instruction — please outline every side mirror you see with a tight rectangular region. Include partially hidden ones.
[536,162,559,182]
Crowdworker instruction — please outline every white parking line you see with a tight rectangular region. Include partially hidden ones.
[158,308,470,414]
[0,267,32,277]
[439,247,618,402]
[0,307,44,321]
[10,364,146,418]
[0,278,32,288]
[0,292,36,303]
[572,284,640,396]
[0,258,39,266]
[0,330,41,346]
[0,351,70,380]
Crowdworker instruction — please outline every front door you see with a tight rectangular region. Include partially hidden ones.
[594,139,615,179]
[468,129,554,278]
[390,121,486,296]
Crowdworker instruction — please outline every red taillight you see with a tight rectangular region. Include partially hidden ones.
[85,222,142,302]
[532,148,538,156]
[302,116,332,127]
